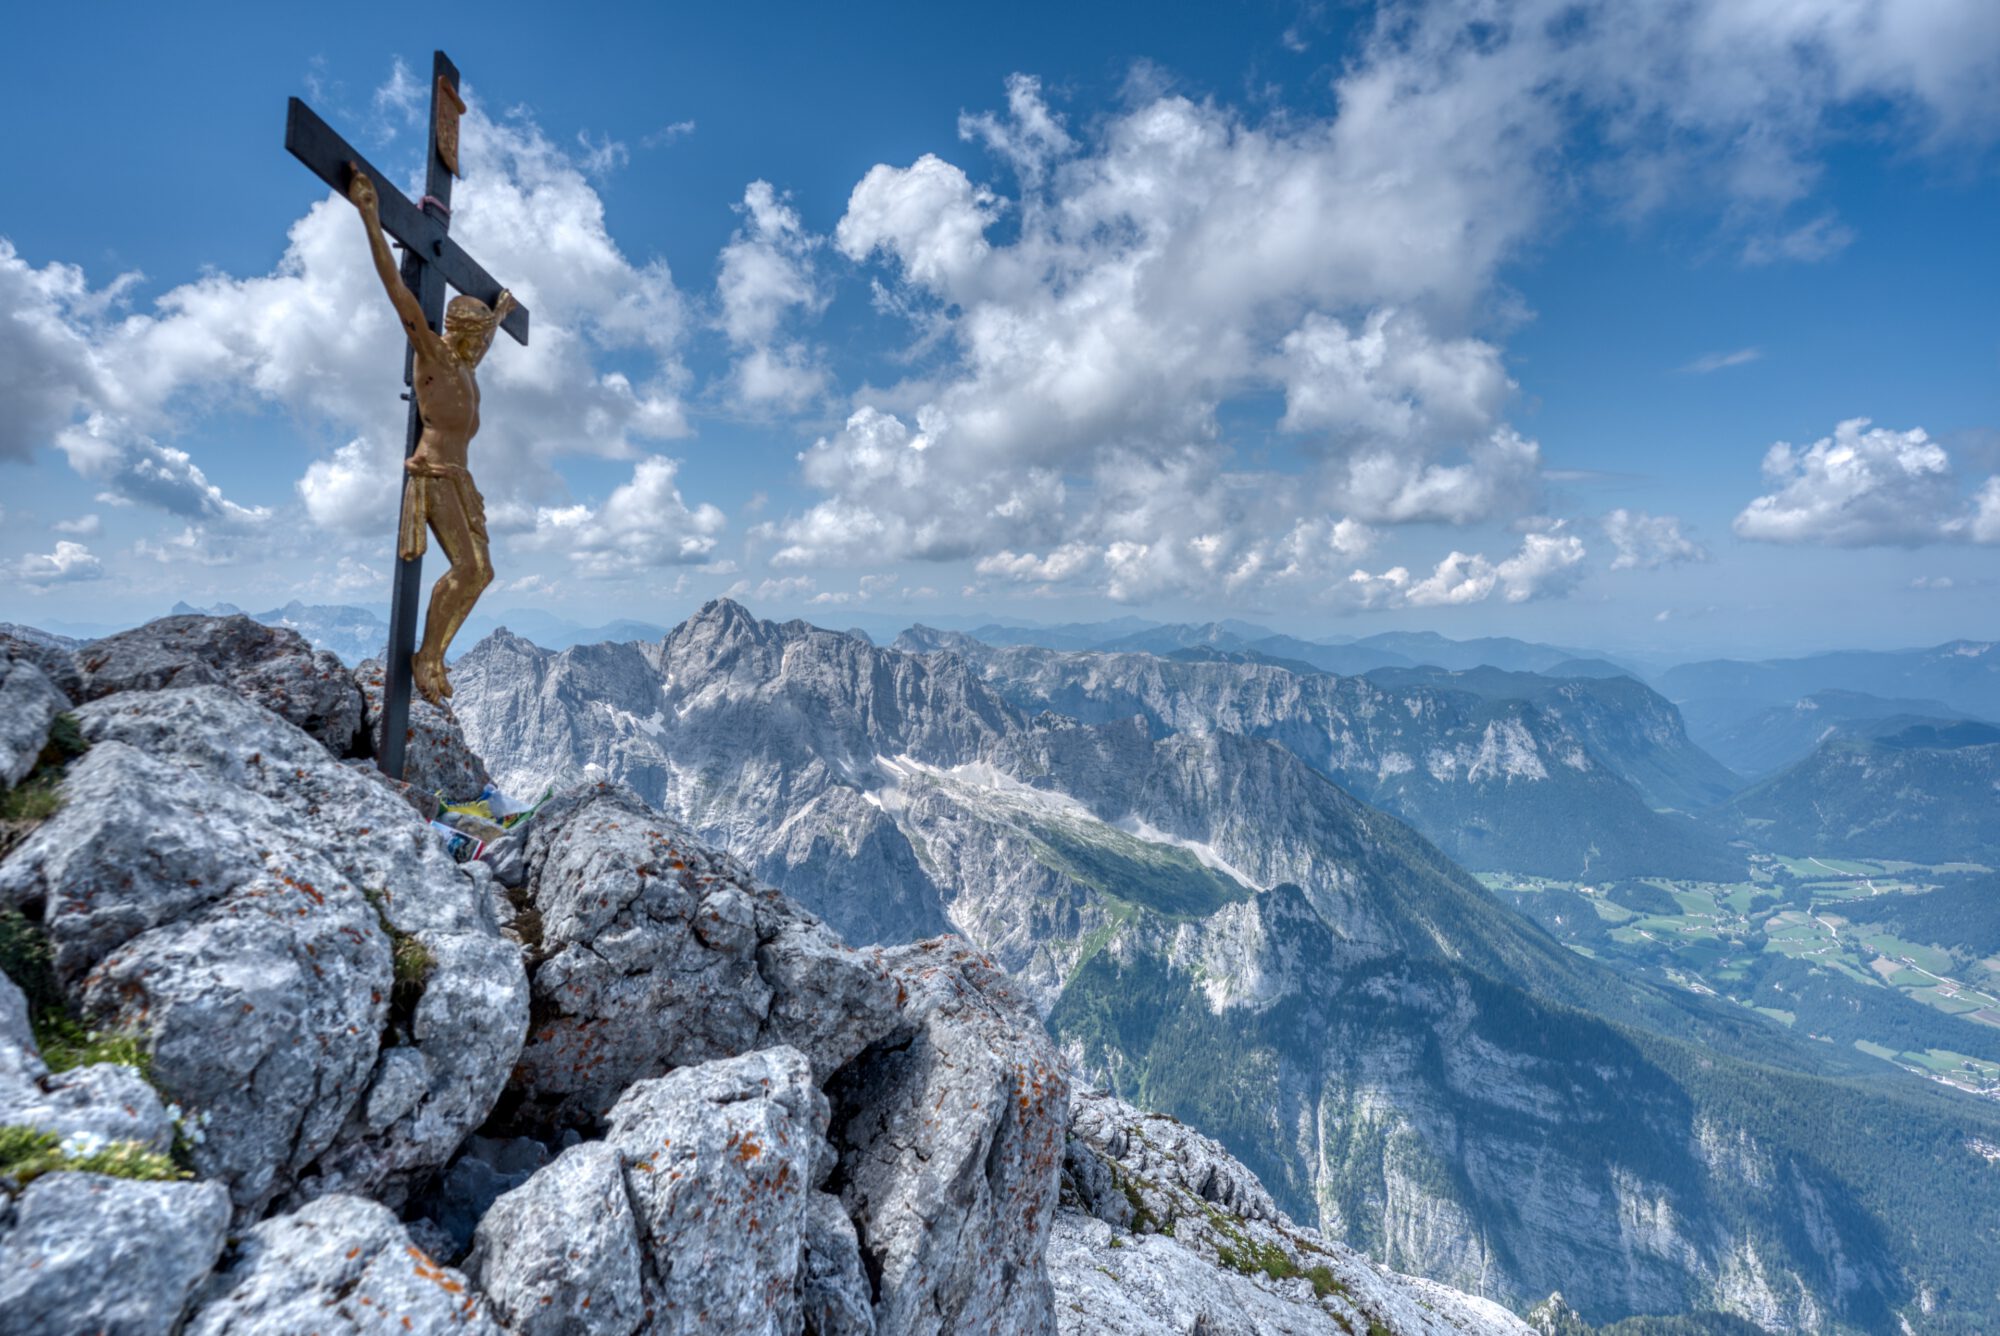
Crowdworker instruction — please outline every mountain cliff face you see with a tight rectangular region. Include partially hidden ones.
[893,629,1736,881]
[450,601,2000,1332]
[0,616,1525,1335]
[1358,665,1741,812]
[1723,720,2000,864]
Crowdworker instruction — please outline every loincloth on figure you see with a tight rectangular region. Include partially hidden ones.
[397,459,490,561]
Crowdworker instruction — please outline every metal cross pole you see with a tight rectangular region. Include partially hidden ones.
[283,50,529,779]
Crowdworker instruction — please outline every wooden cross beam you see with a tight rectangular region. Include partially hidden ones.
[284,50,529,782]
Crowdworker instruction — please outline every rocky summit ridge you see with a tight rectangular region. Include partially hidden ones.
[0,614,1525,1336]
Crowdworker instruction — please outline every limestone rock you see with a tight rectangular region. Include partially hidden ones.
[0,1172,230,1336]
[0,973,34,1084]
[0,624,82,703]
[76,614,363,755]
[0,686,526,1218]
[357,658,492,802]
[799,1190,877,1336]
[607,1047,831,1335]
[0,1053,176,1155]
[186,1192,501,1335]
[508,784,899,1127]
[464,1140,645,1335]
[0,653,68,788]
[470,1047,840,1336]
[1053,1089,1534,1336]
[827,940,1068,1336]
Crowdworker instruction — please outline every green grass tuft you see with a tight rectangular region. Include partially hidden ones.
[0,907,155,1080]
[0,1124,186,1188]
[33,1013,152,1078]
[363,889,435,1037]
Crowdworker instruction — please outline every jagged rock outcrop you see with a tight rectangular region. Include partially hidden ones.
[76,614,364,755]
[507,783,902,1126]
[1053,1090,1531,1335]
[0,685,528,1217]
[472,1047,842,1335]
[0,611,1549,1336]
[828,942,1068,1335]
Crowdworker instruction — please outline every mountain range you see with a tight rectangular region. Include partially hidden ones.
[1696,688,1992,778]
[896,628,1738,880]
[1664,641,2000,751]
[448,601,2000,1332]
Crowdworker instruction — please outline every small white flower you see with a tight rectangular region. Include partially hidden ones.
[165,1103,185,1124]
[59,1130,107,1160]
[187,1127,207,1146]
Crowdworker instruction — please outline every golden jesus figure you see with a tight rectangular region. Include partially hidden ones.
[346,167,513,704]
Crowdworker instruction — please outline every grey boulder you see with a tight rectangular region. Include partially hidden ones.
[0,652,68,788]
[0,625,82,703]
[0,1172,230,1336]
[187,1192,501,1335]
[76,614,363,754]
[463,1139,645,1335]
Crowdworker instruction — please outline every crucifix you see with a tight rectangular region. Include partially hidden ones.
[284,50,529,781]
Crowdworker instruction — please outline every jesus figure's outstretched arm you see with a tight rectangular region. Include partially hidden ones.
[345,167,448,362]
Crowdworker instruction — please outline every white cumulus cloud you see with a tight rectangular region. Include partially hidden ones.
[1734,418,1997,547]
[715,181,828,411]
[524,456,726,576]
[15,540,104,587]
[1604,509,1709,570]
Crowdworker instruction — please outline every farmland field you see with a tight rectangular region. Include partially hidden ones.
[1480,854,2000,1100]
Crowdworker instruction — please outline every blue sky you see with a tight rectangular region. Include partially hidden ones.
[3,0,1997,657]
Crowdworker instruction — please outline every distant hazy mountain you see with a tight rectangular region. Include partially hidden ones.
[448,601,2000,1331]
[902,630,1737,879]
[1702,688,1989,777]
[1725,716,2000,863]
[1663,640,2000,736]
[951,619,1636,679]
[965,615,1166,649]
[1346,630,1632,676]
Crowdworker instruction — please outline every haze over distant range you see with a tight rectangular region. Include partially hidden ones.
[2,1,1997,658]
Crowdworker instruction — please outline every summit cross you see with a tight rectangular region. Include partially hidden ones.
[283,50,530,781]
